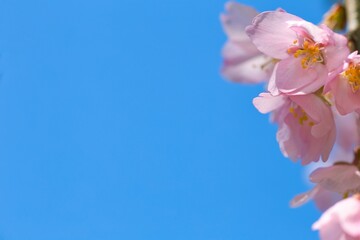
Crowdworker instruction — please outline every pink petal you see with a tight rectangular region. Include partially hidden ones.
[222,40,259,62]
[336,198,360,237]
[291,95,322,122]
[314,218,345,240]
[279,94,335,164]
[221,2,258,41]
[221,40,272,83]
[291,94,334,137]
[222,54,273,83]
[321,25,349,72]
[324,45,350,73]
[276,124,296,160]
[320,128,336,162]
[290,186,320,208]
[310,165,360,194]
[245,11,302,59]
[290,185,341,211]
[332,75,360,115]
[267,63,281,95]
[334,111,360,151]
[252,92,287,114]
[274,58,327,95]
[289,22,329,43]
[313,187,341,212]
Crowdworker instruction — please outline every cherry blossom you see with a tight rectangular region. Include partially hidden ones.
[325,51,360,115]
[253,92,336,164]
[246,11,349,95]
[290,146,359,211]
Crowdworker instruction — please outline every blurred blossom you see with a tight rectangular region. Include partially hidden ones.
[220,2,274,83]
[313,195,360,240]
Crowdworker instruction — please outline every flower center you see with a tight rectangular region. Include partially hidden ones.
[289,106,315,126]
[288,39,324,69]
[343,63,360,93]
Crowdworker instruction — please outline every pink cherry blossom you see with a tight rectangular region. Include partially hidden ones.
[253,92,336,164]
[313,196,360,240]
[220,2,274,83]
[325,51,360,115]
[291,147,357,211]
[246,11,349,95]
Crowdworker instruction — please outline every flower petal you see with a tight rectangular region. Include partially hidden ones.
[246,11,302,59]
[310,165,360,194]
[221,2,258,41]
[252,92,287,114]
[274,58,327,95]
[290,186,320,208]
[222,53,273,83]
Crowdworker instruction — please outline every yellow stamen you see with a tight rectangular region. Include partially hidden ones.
[289,107,298,118]
[343,63,360,93]
[290,39,324,69]
[298,113,308,125]
[289,106,313,126]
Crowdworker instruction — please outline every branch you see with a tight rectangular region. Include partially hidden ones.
[346,0,360,51]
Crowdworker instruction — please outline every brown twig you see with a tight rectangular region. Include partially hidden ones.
[346,0,360,51]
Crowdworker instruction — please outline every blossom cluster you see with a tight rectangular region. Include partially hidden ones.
[221,2,360,239]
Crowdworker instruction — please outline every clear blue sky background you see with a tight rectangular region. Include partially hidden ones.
[0,0,335,239]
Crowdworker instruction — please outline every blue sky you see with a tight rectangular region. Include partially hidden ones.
[0,0,334,239]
